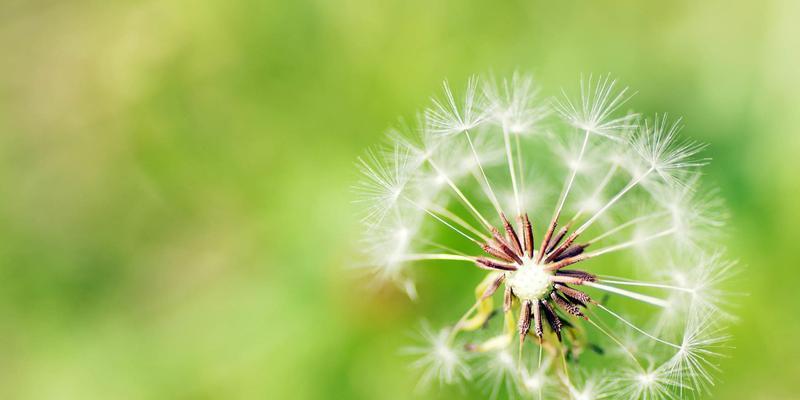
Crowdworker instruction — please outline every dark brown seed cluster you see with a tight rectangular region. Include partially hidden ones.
[472,212,599,347]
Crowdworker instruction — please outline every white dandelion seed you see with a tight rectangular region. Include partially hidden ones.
[353,143,417,227]
[478,349,522,400]
[664,309,730,397]
[426,76,490,136]
[553,74,638,141]
[563,373,614,400]
[649,175,728,250]
[520,357,555,396]
[355,74,735,398]
[484,71,550,135]
[403,322,472,389]
[667,251,739,321]
[630,114,709,187]
[387,114,445,167]
[612,363,681,400]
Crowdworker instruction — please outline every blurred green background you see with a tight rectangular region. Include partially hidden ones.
[1,0,798,398]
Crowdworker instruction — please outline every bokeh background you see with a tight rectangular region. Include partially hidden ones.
[1,0,798,398]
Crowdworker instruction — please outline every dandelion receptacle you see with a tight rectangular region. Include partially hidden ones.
[355,74,733,399]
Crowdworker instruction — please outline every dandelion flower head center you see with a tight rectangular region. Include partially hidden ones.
[506,257,553,301]
[357,74,733,397]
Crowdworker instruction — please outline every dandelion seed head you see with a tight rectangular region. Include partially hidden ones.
[505,258,552,301]
[356,74,734,397]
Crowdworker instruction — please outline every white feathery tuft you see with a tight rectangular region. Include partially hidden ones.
[355,74,735,398]
[426,76,490,136]
[553,74,638,140]
[403,323,472,388]
[630,114,709,187]
[611,363,681,400]
[353,144,416,226]
[483,72,550,135]
[664,308,730,397]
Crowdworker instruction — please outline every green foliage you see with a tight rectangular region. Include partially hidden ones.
[0,0,797,398]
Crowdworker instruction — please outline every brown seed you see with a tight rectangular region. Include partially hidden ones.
[491,228,523,264]
[544,254,588,271]
[532,301,543,338]
[503,286,513,313]
[557,269,598,282]
[554,283,595,304]
[482,244,517,264]
[522,214,534,259]
[536,221,557,263]
[546,232,580,262]
[476,257,518,272]
[551,292,586,319]
[501,213,523,256]
[545,225,570,254]
[553,243,588,262]
[519,300,533,345]
[540,299,563,341]
[481,274,506,300]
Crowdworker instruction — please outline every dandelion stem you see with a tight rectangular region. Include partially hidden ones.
[448,300,482,344]
[514,130,526,211]
[538,129,591,262]
[578,166,654,234]
[585,316,643,368]
[406,197,482,244]
[568,163,618,225]
[560,345,571,382]
[548,167,655,260]
[416,238,470,257]
[502,125,522,218]
[596,304,681,349]
[585,211,670,245]
[585,227,676,257]
[555,129,591,221]
[427,158,493,230]
[401,253,476,263]
[598,279,694,293]
[545,226,676,271]
[584,282,669,308]
[517,334,524,373]
[537,343,543,400]
[465,130,505,219]
[429,204,491,242]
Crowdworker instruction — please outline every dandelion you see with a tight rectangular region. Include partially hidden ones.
[611,363,680,400]
[552,74,638,140]
[478,349,522,399]
[563,373,614,400]
[520,357,554,395]
[403,322,472,389]
[426,76,490,136]
[356,74,734,398]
